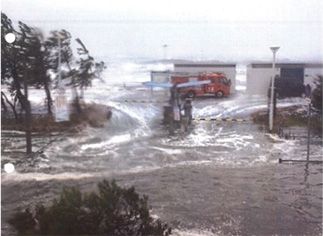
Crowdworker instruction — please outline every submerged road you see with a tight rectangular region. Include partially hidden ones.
[2,88,322,235]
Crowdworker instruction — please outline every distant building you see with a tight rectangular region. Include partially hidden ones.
[246,63,323,95]
[150,70,171,83]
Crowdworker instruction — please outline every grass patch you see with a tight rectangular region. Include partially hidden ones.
[251,105,322,134]
[284,115,307,127]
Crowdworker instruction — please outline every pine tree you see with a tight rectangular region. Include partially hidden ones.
[1,13,25,118]
[1,13,53,116]
[18,22,54,114]
[2,12,107,120]
[75,38,106,99]
[9,179,172,235]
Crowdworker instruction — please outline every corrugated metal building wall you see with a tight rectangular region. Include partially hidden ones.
[246,63,323,95]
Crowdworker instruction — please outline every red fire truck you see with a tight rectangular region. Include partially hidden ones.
[171,73,231,98]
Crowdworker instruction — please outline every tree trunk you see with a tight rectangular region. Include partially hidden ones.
[9,50,26,110]
[72,86,82,113]
[44,79,53,114]
[25,98,32,154]
[1,93,8,112]
[1,91,18,120]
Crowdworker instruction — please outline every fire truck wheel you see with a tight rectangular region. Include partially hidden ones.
[216,90,224,98]
[186,91,195,98]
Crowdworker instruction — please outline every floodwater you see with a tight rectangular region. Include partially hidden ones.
[1,86,322,235]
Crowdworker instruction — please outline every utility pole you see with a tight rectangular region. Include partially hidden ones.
[169,85,176,135]
[163,44,168,60]
[269,46,280,132]
[55,32,69,122]
[306,100,311,164]
[22,44,32,154]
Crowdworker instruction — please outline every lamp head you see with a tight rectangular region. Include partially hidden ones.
[270,46,280,53]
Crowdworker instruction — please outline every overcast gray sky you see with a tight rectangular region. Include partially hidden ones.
[2,0,323,62]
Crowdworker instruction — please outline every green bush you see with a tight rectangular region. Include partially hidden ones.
[9,179,171,235]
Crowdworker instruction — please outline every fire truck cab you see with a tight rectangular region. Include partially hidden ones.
[171,73,231,98]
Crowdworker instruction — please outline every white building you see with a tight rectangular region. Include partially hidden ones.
[246,63,323,95]
[150,70,171,83]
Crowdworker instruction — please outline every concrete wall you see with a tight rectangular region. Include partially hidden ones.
[174,64,236,94]
[246,66,280,95]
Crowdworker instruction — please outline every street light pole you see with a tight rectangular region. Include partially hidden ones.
[306,100,311,164]
[269,46,280,132]
[163,44,168,60]
[23,56,32,154]
[55,32,69,122]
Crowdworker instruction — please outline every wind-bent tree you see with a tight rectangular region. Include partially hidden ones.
[2,12,106,119]
[75,38,106,99]
[1,20,17,115]
[45,29,82,112]
[1,13,14,84]
[31,27,53,114]
[44,30,106,113]
[18,22,54,114]
[1,13,53,116]
[1,14,38,153]
[1,13,25,119]
[44,29,75,86]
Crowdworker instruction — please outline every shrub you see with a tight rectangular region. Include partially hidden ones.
[9,179,171,235]
[312,75,322,113]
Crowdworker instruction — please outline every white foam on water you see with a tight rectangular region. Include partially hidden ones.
[172,229,219,236]
[2,130,26,135]
[1,172,94,183]
[81,134,131,151]
[166,160,213,168]
[266,133,287,142]
[152,146,183,155]
[164,127,257,151]
[271,139,299,156]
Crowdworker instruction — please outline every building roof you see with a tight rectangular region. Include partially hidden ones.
[249,63,323,69]
[174,63,236,68]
